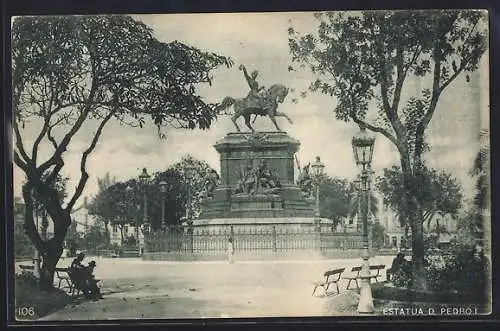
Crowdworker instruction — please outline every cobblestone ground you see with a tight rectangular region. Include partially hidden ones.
[28,256,392,320]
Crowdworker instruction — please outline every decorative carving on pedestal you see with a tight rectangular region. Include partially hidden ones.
[233,160,281,195]
[243,133,270,147]
[198,131,315,219]
[297,163,314,198]
[203,169,220,198]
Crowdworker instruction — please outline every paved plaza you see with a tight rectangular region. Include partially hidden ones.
[21,256,393,320]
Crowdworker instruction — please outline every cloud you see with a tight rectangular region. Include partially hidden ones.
[12,12,487,205]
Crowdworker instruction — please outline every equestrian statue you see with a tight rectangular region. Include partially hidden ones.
[217,64,293,133]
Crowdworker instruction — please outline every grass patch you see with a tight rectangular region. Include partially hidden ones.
[14,273,73,320]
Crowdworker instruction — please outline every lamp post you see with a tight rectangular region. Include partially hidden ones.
[138,168,151,256]
[351,124,376,314]
[353,178,361,233]
[159,181,168,231]
[125,185,138,254]
[311,156,325,230]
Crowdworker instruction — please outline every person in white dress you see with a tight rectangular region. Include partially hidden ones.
[227,237,234,264]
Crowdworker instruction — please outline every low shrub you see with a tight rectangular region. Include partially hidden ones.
[390,240,489,302]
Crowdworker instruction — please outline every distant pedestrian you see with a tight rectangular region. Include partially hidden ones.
[227,237,234,264]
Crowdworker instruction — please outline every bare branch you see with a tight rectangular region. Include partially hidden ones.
[31,111,52,163]
[38,82,97,174]
[438,54,472,92]
[66,109,115,211]
[46,123,60,151]
[14,151,30,174]
[13,119,33,167]
[376,48,406,141]
[350,112,401,151]
[417,45,443,140]
[393,45,422,112]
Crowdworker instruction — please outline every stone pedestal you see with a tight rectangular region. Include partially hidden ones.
[197,131,315,221]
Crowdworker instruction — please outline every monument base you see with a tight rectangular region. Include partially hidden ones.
[199,131,316,219]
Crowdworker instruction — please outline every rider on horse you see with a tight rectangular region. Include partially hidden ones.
[239,64,268,111]
[218,65,292,133]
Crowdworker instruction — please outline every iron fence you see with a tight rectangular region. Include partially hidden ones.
[144,224,364,253]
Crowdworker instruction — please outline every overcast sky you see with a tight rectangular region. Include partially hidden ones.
[12,11,489,205]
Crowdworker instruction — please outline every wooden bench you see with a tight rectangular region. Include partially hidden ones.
[369,264,386,283]
[343,264,386,289]
[121,250,140,258]
[55,267,73,291]
[18,264,35,274]
[312,268,345,296]
[58,268,102,296]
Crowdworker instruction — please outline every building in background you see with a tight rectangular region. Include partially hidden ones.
[110,224,144,247]
[378,198,405,249]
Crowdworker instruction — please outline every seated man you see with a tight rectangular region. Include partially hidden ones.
[70,252,85,270]
[69,252,91,295]
[84,261,103,300]
[387,252,408,281]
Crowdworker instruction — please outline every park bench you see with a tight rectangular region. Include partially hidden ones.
[55,267,101,296]
[121,250,140,258]
[55,267,73,291]
[18,264,34,275]
[312,267,345,296]
[343,264,386,289]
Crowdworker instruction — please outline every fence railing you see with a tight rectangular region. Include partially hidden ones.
[144,224,365,253]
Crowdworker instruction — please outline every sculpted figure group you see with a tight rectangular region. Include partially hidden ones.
[204,169,220,198]
[297,163,314,198]
[234,160,281,195]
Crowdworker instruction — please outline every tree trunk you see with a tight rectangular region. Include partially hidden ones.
[400,155,427,291]
[39,212,69,289]
[104,221,110,245]
[119,226,125,246]
[409,203,427,291]
[22,182,70,289]
[39,237,64,290]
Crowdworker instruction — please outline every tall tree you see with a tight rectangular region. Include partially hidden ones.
[90,156,218,232]
[90,180,141,245]
[89,172,117,241]
[316,176,351,227]
[82,223,109,253]
[376,165,463,236]
[289,10,486,289]
[137,169,187,231]
[12,15,232,288]
[459,138,489,235]
[171,155,218,221]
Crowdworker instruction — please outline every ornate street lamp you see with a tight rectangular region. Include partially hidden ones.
[125,185,139,254]
[138,168,150,255]
[311,156,325,229]
[158,181,168,231]
[351,124,376,314]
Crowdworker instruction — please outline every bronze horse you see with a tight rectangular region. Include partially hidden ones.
[217,84,293,133]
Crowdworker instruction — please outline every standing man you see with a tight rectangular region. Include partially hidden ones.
[227,237,234,264]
